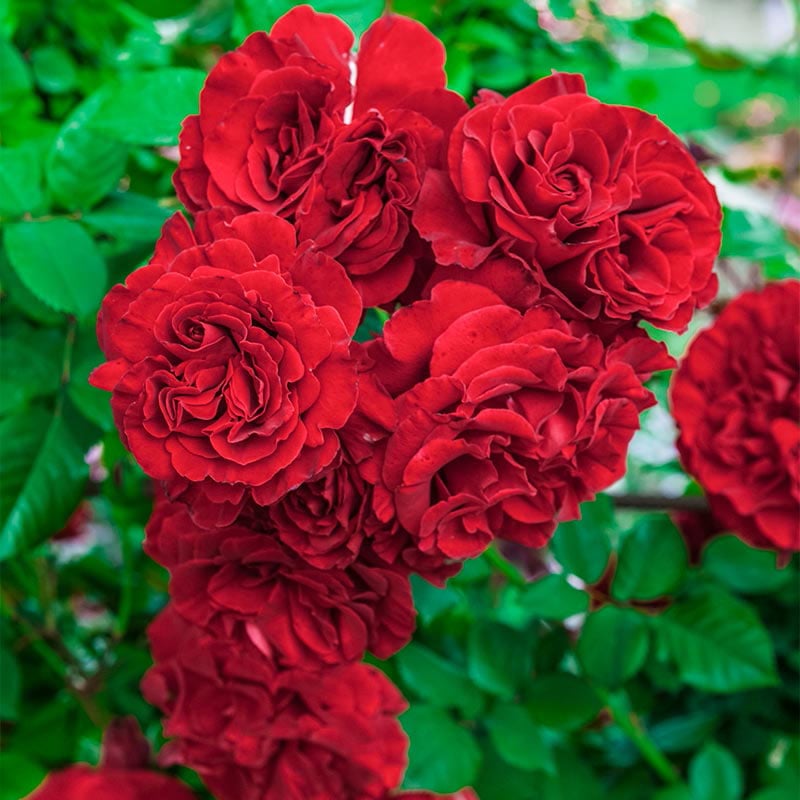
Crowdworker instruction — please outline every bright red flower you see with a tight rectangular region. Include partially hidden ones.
[175,6,466,306]
[414,73,721,331]
[26,765,195,800]
[671,280,800,551]
[142,607,408,800]
[367,281,672,560]
[91,210,361,518]
[145,498,415,666]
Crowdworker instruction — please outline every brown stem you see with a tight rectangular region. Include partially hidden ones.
[611,494,709,512]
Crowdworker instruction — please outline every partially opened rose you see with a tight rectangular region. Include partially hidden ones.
[143,607,408,800]
[91,209,361,518]
[145,498,415,666]
[671,279,800,551]
[175,5,467,306]
[368,281,672,560]
[415,73,721,330]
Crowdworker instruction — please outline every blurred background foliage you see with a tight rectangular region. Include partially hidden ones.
[0,1,798,798]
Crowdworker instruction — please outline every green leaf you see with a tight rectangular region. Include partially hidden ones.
[0,404,97,561]
[46,95,129,211]
[540,747,603,800]
[0,329,62,416]
[4,219,107,317]
[0,147,44,217]
[721,209,793,262]
[395,642,485,718]
[0,646,20,721]
[577,606,649,688]
[67,354,113,431]
[499,574,589,627]
[468,620,533,698]
[653,587,778,692]
[353,307,389,343]
[401,706,482,793]
[31,45,77,94]
[702,535,791,595]
[89,68,206,145]
[525,674,602,731]
[82,192,171,242]
[653,787,692,800]
[0,38,32,115]
[689,743,743,800]
[550,494,614,583]
[410,574,460,625]
[485,702,553,772]
[0,753,46,800]
[612,515,688,601]
[549,0,577,20]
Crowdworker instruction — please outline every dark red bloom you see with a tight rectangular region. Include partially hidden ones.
[671,280,800,551]
[142,607,408,800]
[175,6,466,306]
[414,74,721,331]
[145,498,415,666]
[367,281,672,560]
[27,765,195,800]
[91,210,361,518]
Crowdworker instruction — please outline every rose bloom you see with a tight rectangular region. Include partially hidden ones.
[671,280,800,551]
[26,766,195,800]
[91,209,361,521]
[414,73,721,331]
[175,5,467,306]
[145,498,415,666]
[142,607,408,800]
[367,281,672,560]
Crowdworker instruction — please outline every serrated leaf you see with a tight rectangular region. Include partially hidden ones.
[485,702,553,772]
[702,535,790,595]
[653,588,778,692]
[0,147,44,217]
[612,515,688,602]
[689,743,743,800]
[577,606,649,688]
[4,219,106,317]
[401,705,482,793]
[468,620,533,698]
[525,674,602,731]
[550,494,614,583]
[395,642,485,718]
[88,68,206,145]
[46,94,129,211]
[0,404,97,561]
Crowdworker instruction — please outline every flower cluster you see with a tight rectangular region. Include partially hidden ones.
[671,280,799,552]
[90,6,722,799]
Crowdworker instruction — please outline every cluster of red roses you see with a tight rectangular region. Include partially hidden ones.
[87,6,727,799]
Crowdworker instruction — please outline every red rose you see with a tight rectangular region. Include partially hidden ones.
[145,499,415,666]
[175,6,466,306]
[142,607,408,800]
[671,280,800,551]
[367,281,672,560]
[389,792,479,800]
[91,210,361,518]
[414,73,721,331]
[26,765,195,800]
